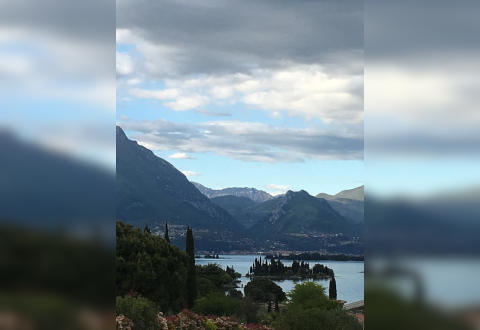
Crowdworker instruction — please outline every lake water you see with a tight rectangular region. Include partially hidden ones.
[196,254,364,303]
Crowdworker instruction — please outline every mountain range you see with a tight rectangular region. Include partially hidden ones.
[316,186,364,223]
[116,126,362,253]
[192,182,272,203]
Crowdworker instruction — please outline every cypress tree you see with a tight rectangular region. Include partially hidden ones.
[329,276,337,300]
[164,221,170,243]
[186,227,197,307]
[144,224,151,234]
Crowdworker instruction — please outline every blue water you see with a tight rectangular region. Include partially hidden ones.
[196,254,364,303]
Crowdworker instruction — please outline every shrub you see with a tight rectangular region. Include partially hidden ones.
[116,295,160,330]
[205,318,218,330]
[193,292,239,316]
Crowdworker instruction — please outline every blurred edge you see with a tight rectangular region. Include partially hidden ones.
[365,1,480,329]
[0,0,115,329]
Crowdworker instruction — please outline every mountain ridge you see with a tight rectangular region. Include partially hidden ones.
[192,182,272,203]
[116,126,244,244]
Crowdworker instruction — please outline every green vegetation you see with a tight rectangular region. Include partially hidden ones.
[116,220,361,329]
[116,295,160,330]
[193,292,239,316]
[116,221,189,312]
[245,278,286,312]
[164,221,170,243]
[186,226,197,308]
[271,282,361,330]
[329,276,337,300]
[248,257,334,279]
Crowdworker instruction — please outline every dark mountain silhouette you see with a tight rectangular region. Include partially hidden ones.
[116,126,243,245]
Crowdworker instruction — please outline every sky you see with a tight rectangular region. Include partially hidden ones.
[116,0,364,196]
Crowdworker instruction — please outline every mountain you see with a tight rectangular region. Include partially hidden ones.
[0,129,114,231]
[116,126,244,249]
[247,190,357,239]
[317,185,364,201]
[335,186,364,201]
[211,195,258,229]
[316,186,364,223]
[192,182,272,203]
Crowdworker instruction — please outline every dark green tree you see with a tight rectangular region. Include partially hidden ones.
[244,278,286,312]
[144,224,151,234]
[329,276,337,300]
[186,226,197,307]
[116,221,188,312]
[164,221,170,243]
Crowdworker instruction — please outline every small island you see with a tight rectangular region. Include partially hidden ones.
[246,257,334,280]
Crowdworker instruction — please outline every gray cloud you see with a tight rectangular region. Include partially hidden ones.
[117,0,362,76]
[119,119,363,162]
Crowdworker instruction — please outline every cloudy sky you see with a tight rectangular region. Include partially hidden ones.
[116,0,364,195]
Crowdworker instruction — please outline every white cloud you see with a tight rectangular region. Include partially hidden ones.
[130,87,179,100]
[126,64,362,124]
[181,170,199,177]
[266,184,290,196]
[168,152,195,159]
[116,52,134,76]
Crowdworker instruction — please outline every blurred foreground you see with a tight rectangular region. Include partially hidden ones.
[365,1,480,329]
[0,0,115,328]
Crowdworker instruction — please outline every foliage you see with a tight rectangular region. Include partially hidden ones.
[186,226,197,308]
[193,292,239,316]
[197,264,235,295]
[272,308,361,330]
[248,257,333,278]
[366,286,473,330]
[162,309,272,330]
[116,221,189,312]
[116,295,161,330]
[235,298,261,324]
[164,221,170,243]
[244,278,286,305]
[226,265,242,279]
[205,318,218,330]
[271,282,360,330]
[329,276,337,300]
[287,282,340,310]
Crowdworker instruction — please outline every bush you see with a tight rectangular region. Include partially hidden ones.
[205,318,218,330]
[116,295,160,330]
[193,292,239,316]
[272,307,361,330]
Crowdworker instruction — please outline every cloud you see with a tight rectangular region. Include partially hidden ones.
[116,52,134,76]
[266,184,290,196]
[119,119,363,162]
[127,65,362,123]
[117,0,362,76]
[168,152,195,159]
[181,170,198,177]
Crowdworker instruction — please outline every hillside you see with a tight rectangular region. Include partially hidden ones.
[116,126,244,249]
[316,186,364,223]
[248,190,357,239]
[210,195,258,228]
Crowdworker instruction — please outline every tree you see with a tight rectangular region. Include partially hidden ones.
[244,278,286,312]
[186,226,197,308]
[116,221,188,312]
[144,224,151,234]
[164,221,170,243]
[329,276,337,300]
[272,282,359,330]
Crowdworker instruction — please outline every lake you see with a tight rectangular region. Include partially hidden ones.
[196,254,364,303]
